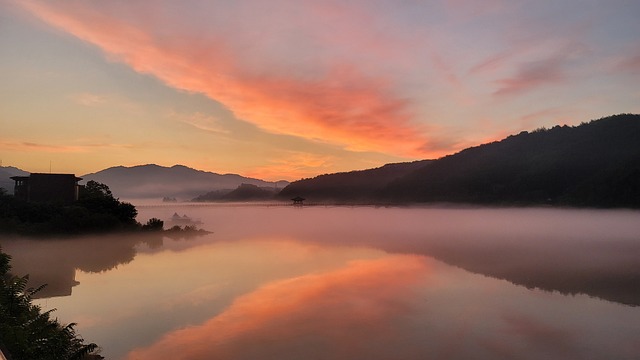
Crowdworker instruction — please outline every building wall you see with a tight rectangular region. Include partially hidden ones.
[12,174,81,204]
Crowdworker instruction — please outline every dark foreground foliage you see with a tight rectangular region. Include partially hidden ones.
[0,249,102,360]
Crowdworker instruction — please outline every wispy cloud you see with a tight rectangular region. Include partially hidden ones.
[18,0,431,157]
[493,56,568,97]
[169,111,229,134]
[0,140,136,153]
[491,41,588,97]
[69,92,108,106]
[615,53,640,74]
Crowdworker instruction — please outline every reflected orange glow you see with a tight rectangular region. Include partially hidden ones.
[126,255,429,360]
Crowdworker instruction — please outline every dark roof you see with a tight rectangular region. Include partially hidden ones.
[291,196,305,201]
[11,173,82,181]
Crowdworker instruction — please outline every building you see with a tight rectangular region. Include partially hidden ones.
[291,196,306,205]
[11,173,82,204]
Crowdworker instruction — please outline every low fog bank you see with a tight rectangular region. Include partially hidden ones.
[3,206,639,305]
[139,206,640,305]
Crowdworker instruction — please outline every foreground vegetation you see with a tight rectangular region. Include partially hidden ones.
[0,249,101,359]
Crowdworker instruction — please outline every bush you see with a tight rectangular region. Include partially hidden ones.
[142,218,164,231]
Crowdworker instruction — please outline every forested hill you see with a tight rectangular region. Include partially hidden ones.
[280,114,640,207]
[82,164,288,200]
[278,160,432,202]
[382,114,640,207]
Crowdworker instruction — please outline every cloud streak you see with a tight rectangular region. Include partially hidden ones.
[169,111,230,134]
[18,0,431,157]
[0,140,137,153]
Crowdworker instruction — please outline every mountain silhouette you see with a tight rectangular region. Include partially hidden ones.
[0,166,29,194]
[278,160,432,202]
[280,114,640,207]
[82,164,288,200]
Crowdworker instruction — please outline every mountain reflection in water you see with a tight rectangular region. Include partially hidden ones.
[1,206,639,359]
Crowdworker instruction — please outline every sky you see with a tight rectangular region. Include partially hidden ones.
[1,0,639,181]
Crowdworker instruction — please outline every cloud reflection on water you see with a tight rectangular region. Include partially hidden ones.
[3,206,640,359]
[126,255,429,360]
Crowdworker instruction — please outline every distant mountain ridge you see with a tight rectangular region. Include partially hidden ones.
[281,114,640,208]
[193,183,279,202]
[82,164,289,200]
[0,166,29,194]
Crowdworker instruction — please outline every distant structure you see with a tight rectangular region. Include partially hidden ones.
[11,173,82,204]
[168,212,202,227]
[291,196,305,206]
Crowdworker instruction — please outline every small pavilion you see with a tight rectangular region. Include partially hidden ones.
[291,196,305,206]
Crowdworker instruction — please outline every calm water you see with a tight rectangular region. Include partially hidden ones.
[2,206,640,359]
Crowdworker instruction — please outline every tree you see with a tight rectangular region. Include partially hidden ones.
[81,181,113,199]
[142,218,164,231]
[78,181,138,228]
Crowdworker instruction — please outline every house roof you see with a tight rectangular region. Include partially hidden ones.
[11,173,82,181]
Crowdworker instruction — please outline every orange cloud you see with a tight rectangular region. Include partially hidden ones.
[245,152,335,181]
[126,255,429,360]
[18,1,432,158]
[0,140,136,153]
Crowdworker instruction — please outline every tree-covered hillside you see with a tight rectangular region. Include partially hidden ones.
[279,114,640,207]
[278,160,432,202]
[382,114,640,207]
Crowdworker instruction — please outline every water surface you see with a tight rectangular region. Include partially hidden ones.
[2,206,639,359]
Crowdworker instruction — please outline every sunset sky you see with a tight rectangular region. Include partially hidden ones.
[1,0,639,181]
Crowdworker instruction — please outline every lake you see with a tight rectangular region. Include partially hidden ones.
[2,206,640,359]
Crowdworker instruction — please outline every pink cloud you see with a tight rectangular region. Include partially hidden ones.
[125,255,429,360]
[17,0,432,157]
[615,54,640,74]
[493,57,567,96]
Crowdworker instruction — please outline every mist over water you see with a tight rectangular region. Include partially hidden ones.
[3,206,639,359]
